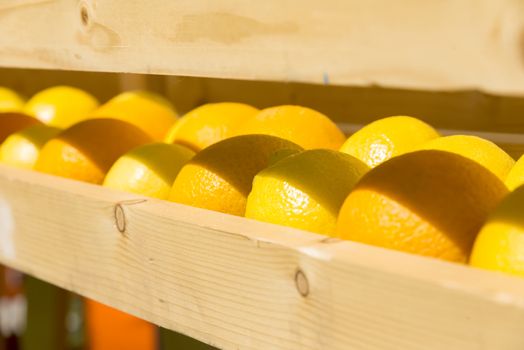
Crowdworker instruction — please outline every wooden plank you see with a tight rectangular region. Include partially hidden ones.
[0,1,524,94]
[1,166,524,349]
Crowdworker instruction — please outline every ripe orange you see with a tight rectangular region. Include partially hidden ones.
[340,116,439,167]
[470,185,524,276]
[24,86,99,128]
[0,125,61,169]
[0,87,25,112]
[235,105,345,150]
[414,135,515,181]
[165,102,259,151]
[336,150,508,263]
[0,113,42,144]
[169,135,303,216]
[86,301,155,350]
[92,91,177,141]
[506,155,524,191]
[246,149,368,235]
[35,119,152,184]
[104,143,194,199]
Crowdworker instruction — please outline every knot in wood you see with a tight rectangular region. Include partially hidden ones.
[80,5,90,26]
[295,269,309,297]
[114,204,126,233]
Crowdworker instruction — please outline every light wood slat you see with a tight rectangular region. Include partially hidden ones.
[1,165,524,349]
[1,1,524,94]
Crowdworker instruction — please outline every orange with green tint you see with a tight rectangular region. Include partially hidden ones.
[170,135,303,216]
[35,118,152,184]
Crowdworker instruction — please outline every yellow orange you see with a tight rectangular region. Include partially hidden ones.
[246,149,368,235]
[35,119,152,184]
[506,155,524,191]
[470,185,524,277]
[169,135,303,216]
[336,150,508,263]
[414,135,515,181]
[0,87,25,112]
[24,86,99,128]
[92,91,177,141]
[104,143,194,199]
[0,125,61,169]
[165,102,259,151]
[235,105,345,150]
[340,116,439,167]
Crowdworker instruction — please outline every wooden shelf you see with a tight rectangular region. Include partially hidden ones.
[1,164,524,350]
[1,1,524,95]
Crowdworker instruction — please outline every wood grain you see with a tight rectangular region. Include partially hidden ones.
[1,1,524,94]
[1,165,524,350]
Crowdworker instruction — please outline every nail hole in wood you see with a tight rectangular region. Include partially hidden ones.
[114,204,126,233]
[295,269,309,297]
[80,6,89,26]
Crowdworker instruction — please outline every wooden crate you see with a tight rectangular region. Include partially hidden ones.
[1,1,524,349]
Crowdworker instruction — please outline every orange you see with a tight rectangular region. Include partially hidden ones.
[104,143,195,200]
[413,135,515,181]
[24,86,99,128]
[0,113,42,144]
[35,119,152,184]
[0,125,61,169]
[0,87,25,112]
[169,135,303,216]
[336,150,508,263]
[246,149,368,235]
[86,300,155,350]
[506,155,524,191]
[234,105,345,150]
[92,91,177,141]
[340,116,440,167]
[165,102,259,151]
[470,185,524,276]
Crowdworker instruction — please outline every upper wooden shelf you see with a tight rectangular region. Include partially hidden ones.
[1,0,524,95]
